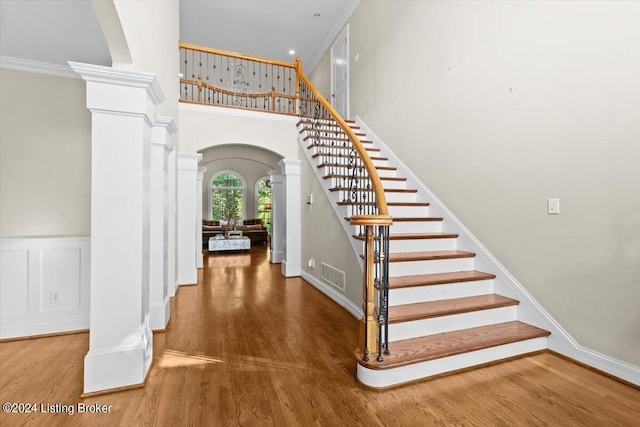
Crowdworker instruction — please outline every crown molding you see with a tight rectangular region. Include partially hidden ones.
[154,116,178,135]
[68,62,166,105]
[304,0,360,74]
[0,56,80,79]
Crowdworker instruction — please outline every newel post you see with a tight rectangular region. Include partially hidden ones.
[350,215,393,362]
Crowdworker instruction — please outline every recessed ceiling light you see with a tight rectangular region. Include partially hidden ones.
[289,50,295,55]
[313,13,321,18]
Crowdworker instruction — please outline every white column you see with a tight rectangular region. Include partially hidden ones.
[196,167,206,268]
[167,148,177,297]
[177,153,201,285]
[69,62,165,394]
[269,170,284,264]
[278,159,302,277]
[149,117,177,331]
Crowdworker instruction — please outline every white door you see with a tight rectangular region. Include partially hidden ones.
[331,26,349,118]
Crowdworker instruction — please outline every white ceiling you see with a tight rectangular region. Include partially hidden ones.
[0,0,111,66]
[0,0,356,71]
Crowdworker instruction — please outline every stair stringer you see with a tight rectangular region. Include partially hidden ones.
[355,116,640,386]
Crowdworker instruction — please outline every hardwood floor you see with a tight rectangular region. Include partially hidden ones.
[1,246,638,426]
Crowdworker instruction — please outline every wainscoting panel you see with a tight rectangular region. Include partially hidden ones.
[0,237,90,339]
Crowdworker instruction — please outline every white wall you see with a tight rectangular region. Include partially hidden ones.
[0,237,91,338]
[112,0,180,141]
[310,1,640,366]
[0,69,91,237]
[179,103,299,158]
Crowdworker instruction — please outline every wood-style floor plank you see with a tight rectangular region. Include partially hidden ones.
[1,247,638,426]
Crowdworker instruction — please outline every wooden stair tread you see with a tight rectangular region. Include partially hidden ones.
[299,126,366,137]
[317,163,396,171]
[324,174,405,181]
[389,270,496,289]
[309,143,380,152]
[313,153,388,161]
[345,216,443,222]
[392,217,443,222]
[357,321,550,370]
[303,135,373,143]
[353,232,458,241]
[331,187,417,193]
[359,250,475,262]
[340,201,429,207]
[389,250,475,262]
[388,294,518,324]
[297,118,356,126]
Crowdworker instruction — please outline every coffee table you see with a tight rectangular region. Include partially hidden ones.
[208,236,251,252]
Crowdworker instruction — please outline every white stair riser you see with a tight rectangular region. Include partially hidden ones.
[388,257,474,277]
[387,205,430,217]
[317,166,397,179]
[314,156,388,168]
[352,222,446,237]
[388,306,518,341]
[380,180,408,190]
[389,221,442,234]
[357,337,548,388]
[324,178,402,190]
[347,204,425,217]
[383,192,418,203]
[389,279,494,306]
[376,169,397,178]
[306,146,380,158]
[388,238,457,253]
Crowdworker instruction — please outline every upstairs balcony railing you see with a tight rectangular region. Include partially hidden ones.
[180,42,393,364]
[180,42,298,115]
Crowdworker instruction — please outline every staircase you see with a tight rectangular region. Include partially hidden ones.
[298,118,550,389]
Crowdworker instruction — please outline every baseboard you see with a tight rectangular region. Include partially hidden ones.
[300,271,363,319]
[356,116,640,386]
[0,318,90,340]
[560,345,640,386]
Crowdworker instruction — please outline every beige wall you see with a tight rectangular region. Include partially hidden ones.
[300,145,363,306]
[0,69,91,237]
[310,1,640,366]
[199,144,282,220]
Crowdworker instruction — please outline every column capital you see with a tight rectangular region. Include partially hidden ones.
[197,167,207,180]
[69,62,165,104]
[278,159,302,176]
[268,169,284,183]
[154,116,178,134]
[69,62,165,127]
[177,152,203,171]
[151,117,177,151]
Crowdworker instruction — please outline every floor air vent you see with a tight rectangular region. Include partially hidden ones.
[321,262,346,291]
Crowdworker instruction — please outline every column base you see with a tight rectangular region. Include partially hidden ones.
[149,295,170,331]
[270,250,284,264]
[281,260,301,277]
[83,337,153,394]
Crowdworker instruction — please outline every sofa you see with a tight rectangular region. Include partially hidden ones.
[202,219,269,247]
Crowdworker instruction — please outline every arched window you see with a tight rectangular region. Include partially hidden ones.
[255,177,272,233]
[210,171,245,220]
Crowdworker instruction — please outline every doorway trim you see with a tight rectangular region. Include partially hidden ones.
[330,24,349,118]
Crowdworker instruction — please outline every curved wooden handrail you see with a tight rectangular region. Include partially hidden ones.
[295,58,390,218]
[179,41,297,69]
